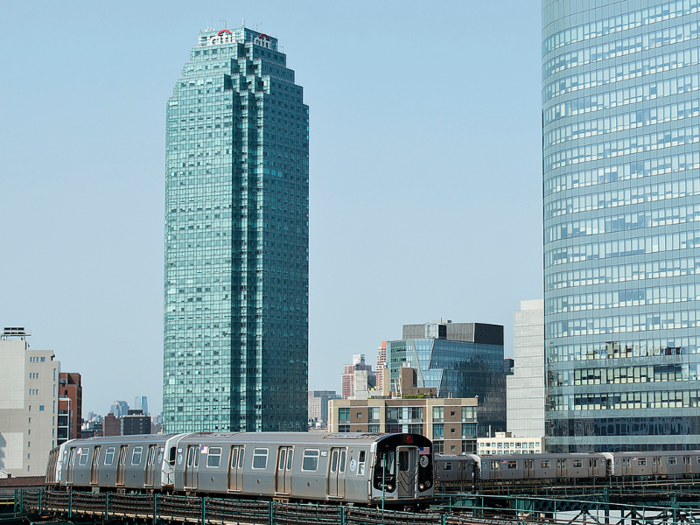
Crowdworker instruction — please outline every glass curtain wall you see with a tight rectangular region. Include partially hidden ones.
[543,0,700,451]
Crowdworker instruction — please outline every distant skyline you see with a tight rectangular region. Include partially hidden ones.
[0,1,542,416]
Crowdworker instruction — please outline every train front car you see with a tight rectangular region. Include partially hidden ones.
[371,433,433,509]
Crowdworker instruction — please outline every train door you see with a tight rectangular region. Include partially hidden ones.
[683,456,692,474]
[66,447,77,485]
[588,458,597,477]
[327,447,347,498]
[228,445,245,492]
[556,458,567,478]
[652,456,662,475]
[184,445,200,489]
[396,446,418,498]
[116,446,128,486]
[275,446,294,494]
[144,445,158,487]
[489,460,501,480]
[90,446,101,485]
[524,459,535,479]
[620,457,631,476]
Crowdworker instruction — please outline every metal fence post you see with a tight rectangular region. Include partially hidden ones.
[340,506,345,525]
[38,489,42,515]
[201,496,206,525]
[68,489,72,519]
[105,492,109,521]
[153,492,158,525]
[14,489,18,514]
[268,501,274,525]
[441,513,446,525]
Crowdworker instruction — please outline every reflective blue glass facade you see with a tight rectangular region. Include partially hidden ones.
[543,1,700,451]
[387,322,506,437]
[163,28,309,433]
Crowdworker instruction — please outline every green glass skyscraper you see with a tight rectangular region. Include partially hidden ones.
[163,27,309,433]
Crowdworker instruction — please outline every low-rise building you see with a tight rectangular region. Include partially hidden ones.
[507,299,545,439]
[477,432,544,455]
[57,372,82,445]
[308,390,340,429]
[0,328,59,476]
[102,413,121,437]
[121,410,151,435]
[341,354,375,399]
[329,395,478,455]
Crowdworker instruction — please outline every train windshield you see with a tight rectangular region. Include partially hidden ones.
[380,451,395,476]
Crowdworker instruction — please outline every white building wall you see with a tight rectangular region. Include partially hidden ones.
[506,299,545,438]
[0,338,58,476]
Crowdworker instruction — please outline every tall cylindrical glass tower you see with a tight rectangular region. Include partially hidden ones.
[543,0,700,451]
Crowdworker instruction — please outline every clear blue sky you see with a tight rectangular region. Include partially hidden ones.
[0,1,543,416]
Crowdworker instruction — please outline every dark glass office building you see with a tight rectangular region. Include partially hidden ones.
[163,28,309,433]
[543,0,700,451]
[387,321,507,437]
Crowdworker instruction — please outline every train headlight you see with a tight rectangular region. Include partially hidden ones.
[386,484,393,491]
[419,483,425,490]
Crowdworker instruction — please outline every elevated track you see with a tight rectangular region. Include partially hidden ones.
[10,485,700,525]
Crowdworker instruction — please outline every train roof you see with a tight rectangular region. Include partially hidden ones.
[63,434,179,447]
[481,452,606,460]
[605,451,700,457]
[178,432,394,446]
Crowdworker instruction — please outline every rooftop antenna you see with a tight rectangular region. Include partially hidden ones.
[220,19,227,29]
[242,18,245,27]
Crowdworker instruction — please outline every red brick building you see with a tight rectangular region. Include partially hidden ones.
[58,372,82,444]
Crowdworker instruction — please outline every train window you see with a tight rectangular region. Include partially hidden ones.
[286,450,293,471]
[399,451,410,472]
[104,447,115,466]
[132,447,143,466]
[239,448,245,468]
[357,451,366,476]
[231,449,238,469]
[168,447,176,464]
[252,448,268,470]
[79,449,89,466]
[330,450,338,473]
[697,456,700,464]
[380,452,395,476]
[339,450,346,473]
[279,449,287,471]
[302,449,320,472]
[669,457,677,465]
[444,463,452,471]
[638,458,647,466]
[573,460,583,468]
[206,448,222,468]
[541,460,550,468]
[507,461,517,469]
[187,448,194,468]
[490,461,498,469]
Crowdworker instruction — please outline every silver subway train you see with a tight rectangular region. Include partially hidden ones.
[46,432,434,507]
[434,450,700,486]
